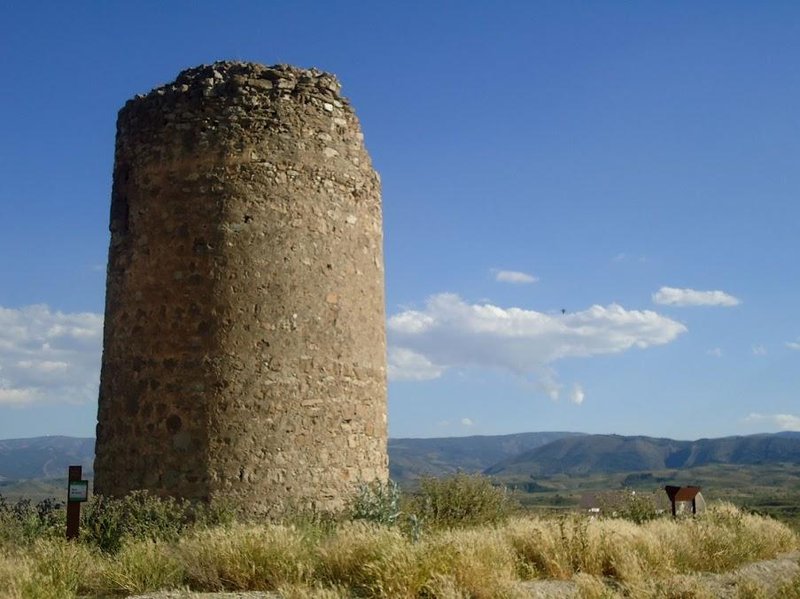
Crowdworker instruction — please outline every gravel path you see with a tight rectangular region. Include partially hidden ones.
[517,551,800,598]
[693,550,800,599]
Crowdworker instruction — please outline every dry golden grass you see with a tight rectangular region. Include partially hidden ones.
[0,539,100,599]
[503,503,797,593]
[573,573,624,598]
[178,523,315,591]
[97,539,184,595]
[678,503,796,571]
[277,583,351,599]
[418,528,523,598]
[0,502,796,598]
[316,521,427,598]
[0,549,32,599]
[774,571,800,598]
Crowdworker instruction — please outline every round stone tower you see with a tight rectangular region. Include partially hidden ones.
[94,62,387,516]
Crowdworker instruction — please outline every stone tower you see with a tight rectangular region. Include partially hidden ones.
[94,62,388,516]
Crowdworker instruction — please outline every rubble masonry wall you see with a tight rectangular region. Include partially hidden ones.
[94,61,388,516]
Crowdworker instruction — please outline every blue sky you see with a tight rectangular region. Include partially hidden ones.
[1,1,799,441]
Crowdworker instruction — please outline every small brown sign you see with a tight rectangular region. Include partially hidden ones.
[665,485,702,517]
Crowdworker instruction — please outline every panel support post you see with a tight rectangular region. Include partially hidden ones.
[66,465,82,540]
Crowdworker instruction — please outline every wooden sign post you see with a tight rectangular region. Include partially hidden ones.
[66,465,89,540]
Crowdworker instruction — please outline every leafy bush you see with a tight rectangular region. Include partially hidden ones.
[608,491,661,524]
[81,491,189,553]
[0,495,65,546]
[349,479,402,526]
[81,490,232,553]
[404,473,516,529]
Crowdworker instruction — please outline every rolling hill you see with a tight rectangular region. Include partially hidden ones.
[388,431,583,479]
[0,436,94,481]
[485,433,800,477]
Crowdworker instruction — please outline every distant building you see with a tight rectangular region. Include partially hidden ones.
[665,486,705,516]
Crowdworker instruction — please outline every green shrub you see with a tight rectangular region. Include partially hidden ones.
[611,492,661,524]
[81,491,187,552]
[283,506,343,544]
[404,473,516,529]
[81,490,231,553]
[0,495,65,546]
[349,479,402,526]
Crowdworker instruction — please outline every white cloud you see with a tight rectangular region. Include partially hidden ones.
[16,360,69,373]
[461,417,474,427]
[387,293,687,398]
[0,387,39,406]
[706,348,723,358]
[0,304,103,406]
[493,270,538,284]
[388,313,435,335]
[786,339,800,350]
[568,383,585,405]
[752,345,767,356]
[744,413,800,431]
[652,287,740,307]
[530,367,562,400]
[387,347,444,381]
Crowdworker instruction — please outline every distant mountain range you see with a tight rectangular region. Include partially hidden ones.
[0,436,94,481]
[1,432,799,483]
[388,431,584,479]
[485,432,800,477]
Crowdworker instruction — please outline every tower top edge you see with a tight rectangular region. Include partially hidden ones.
[123,61,346,109]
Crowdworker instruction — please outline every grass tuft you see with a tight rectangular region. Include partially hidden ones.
[98,539,184,594]
[316,521,426,598]
[419,527,523,598]
[179,523,315,591]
